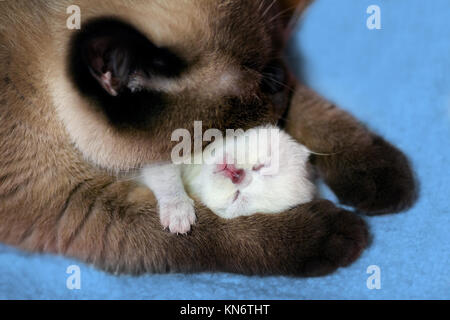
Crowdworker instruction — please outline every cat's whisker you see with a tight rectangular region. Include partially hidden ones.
[268,5,297,24]
[257,0,267,14]
[286,1,314,34]
[252,92,263,103]
[262,0,277,18]
[261,73,295,93]
[308,150,342,156]
[117,174,146,182]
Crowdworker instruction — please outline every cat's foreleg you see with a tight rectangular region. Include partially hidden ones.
[59,180,369,275]
[284,84,418,215]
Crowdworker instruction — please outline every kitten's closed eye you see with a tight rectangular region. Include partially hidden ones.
[252,157,275,176]
[252,164,265,171]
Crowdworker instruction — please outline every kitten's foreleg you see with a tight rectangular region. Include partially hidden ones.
[141,163,196,234]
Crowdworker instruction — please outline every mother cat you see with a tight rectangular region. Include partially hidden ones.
[0,0,416,276]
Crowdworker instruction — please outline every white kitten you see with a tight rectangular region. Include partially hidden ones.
[182,125,316,219]
[141,125,315,233]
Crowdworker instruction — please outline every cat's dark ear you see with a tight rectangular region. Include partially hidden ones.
[82,34,130,96]
[71,18,185,96]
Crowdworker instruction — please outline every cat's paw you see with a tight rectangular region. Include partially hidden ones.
[296,201,370,276]
[315,135,418,215]
[159,196,196,234]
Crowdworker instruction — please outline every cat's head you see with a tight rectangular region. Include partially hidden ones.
[189,126,316,218]
[50,0,308,171]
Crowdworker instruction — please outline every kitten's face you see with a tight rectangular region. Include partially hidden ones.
[194,128,315,218]
[61,0,295,171]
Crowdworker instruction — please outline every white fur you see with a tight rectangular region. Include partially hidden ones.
[141,126,316,225]
[141,163,195,233]
[181,125,316,219]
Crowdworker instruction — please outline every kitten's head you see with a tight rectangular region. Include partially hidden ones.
[51,0,308,171]
[188,126,315,218]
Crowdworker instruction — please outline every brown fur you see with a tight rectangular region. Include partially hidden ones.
[0,0,415,276]
[284,85,418,214]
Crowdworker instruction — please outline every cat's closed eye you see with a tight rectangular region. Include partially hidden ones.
[260,60,287,94]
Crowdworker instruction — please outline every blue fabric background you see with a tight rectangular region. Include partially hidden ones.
[1,0,449,299]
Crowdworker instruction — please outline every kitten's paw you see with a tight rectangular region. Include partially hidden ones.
[159,197,196,234]
[315,135,418,215]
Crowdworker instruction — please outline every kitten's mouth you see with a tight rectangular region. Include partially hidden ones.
[232,190,240,202]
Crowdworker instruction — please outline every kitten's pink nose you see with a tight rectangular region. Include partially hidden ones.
[215,163,227,172]
[215,164,245,184]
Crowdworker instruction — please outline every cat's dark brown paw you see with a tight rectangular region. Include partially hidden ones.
[314,135,418,215]
[296,201,369,277]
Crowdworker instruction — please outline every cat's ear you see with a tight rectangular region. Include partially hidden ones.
[76,19,185,96]
[82,35,131,96]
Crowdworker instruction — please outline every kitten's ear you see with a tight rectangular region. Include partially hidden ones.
[75,19,185,96]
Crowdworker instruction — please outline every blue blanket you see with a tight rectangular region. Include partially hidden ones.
[1,0,449,299]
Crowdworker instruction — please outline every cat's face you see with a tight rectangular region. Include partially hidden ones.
[55,0,297,171]
[193,127,315,218]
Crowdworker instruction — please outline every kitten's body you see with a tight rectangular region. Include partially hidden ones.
[140,125,315,228]
[0,0,416,276]
[182,126,316,218]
